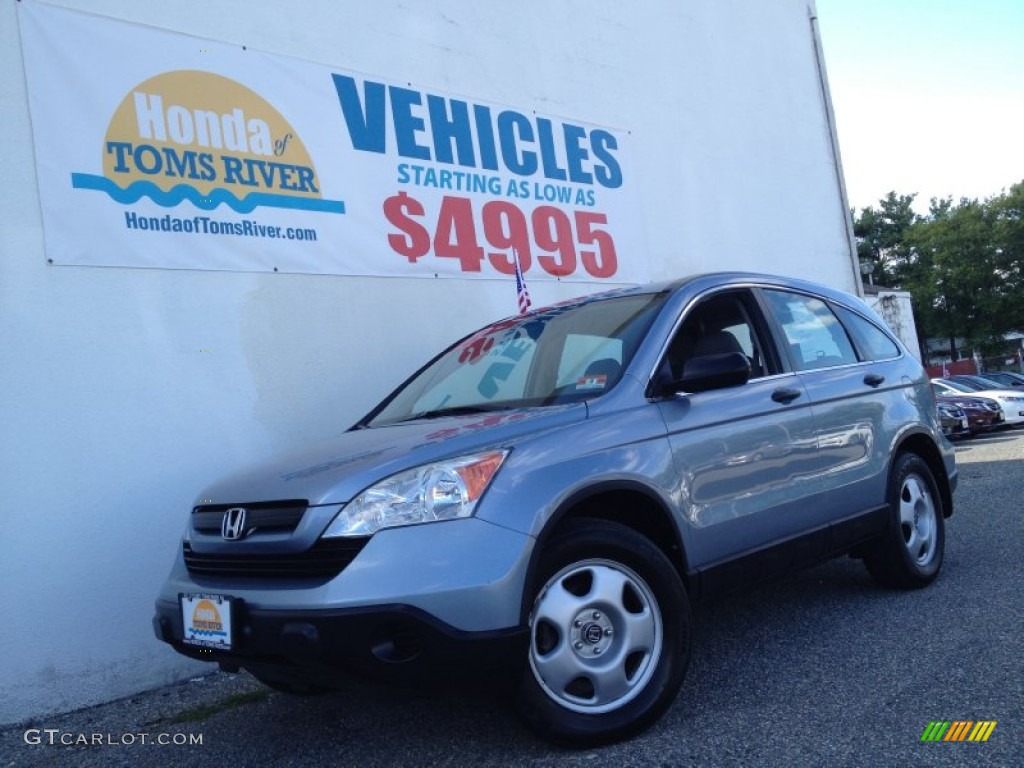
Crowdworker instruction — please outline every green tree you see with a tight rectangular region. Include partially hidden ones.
[901,192,1021,358]
[851,182,1024,362]
[988,181,1024,333]
[852,191,918,286]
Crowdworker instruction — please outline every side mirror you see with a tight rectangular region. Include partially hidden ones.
[669,351,751,395]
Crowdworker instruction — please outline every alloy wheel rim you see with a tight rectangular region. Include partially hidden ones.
[899,473,937,566]
[528,559,663,714]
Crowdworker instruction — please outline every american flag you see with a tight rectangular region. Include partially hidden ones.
[513,249,532,315]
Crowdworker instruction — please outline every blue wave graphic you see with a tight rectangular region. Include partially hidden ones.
[188,628,227,637]
[71,173,345,214]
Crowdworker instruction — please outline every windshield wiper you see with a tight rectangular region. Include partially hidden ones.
[397,405,505,422]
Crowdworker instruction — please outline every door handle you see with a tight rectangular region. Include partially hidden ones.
[772,387,802,404]
[864,374,885,387]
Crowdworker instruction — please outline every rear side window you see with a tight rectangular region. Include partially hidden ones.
[762,290,858,371]
[833,305,901,361]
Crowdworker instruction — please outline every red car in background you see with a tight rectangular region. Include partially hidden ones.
[933,390,1003,435]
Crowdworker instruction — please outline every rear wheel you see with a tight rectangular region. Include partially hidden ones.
[517,518,690,746]
[864,453,945,589]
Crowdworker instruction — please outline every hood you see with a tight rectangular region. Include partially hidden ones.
[197,403,588,507]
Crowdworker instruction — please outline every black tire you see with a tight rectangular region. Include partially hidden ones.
[517,518,690,746]
[864,453,945,589]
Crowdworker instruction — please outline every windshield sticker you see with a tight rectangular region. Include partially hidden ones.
[477,361,515,398]
[475,336,533,398]
[576,374,607,391]
[457,306,575,365]
[458,320,519,364]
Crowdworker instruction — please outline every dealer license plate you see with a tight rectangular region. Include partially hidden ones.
[181,593,233,650]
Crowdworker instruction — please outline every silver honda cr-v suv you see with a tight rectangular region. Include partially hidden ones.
[154,272,956,745]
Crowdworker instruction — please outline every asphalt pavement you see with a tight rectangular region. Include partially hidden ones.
[3,430,1022,768]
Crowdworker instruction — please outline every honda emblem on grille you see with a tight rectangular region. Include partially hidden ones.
[221,507,247,540]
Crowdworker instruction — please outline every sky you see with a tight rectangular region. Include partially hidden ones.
[816,0,1024,214]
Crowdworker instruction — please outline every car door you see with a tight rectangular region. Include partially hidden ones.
[759,289,906,532]
[654,288,822,595]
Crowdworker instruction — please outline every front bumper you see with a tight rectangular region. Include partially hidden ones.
[153,600,527,686]
[153,516,535,684]
[1000,407,1024,425]
[966,413,1000,432]
[157,517,534,631]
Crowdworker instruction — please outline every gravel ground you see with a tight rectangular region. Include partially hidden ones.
[3,430,1022,767]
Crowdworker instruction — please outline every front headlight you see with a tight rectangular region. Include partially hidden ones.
[322,450,508,538]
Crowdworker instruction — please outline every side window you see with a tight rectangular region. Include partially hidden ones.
[763,290,858,371]
[833,305,901,361]
[663,291,771,382]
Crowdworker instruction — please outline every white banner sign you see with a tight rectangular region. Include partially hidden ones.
[18,2,646,283]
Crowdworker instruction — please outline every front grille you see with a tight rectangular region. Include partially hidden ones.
[192,500,307,536]
[183,537,369,580]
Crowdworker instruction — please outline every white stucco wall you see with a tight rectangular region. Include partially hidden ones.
[0,0,856,723]
[865,290,923,362]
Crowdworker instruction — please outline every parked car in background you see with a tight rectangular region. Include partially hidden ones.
[950,374,1023,391]
[936,401,969,439]
[933,391,1002,435]
[975,370,1024,389]
[154,273,957,746]
[932,378,1024,426]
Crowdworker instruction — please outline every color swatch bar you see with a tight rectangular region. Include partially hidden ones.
[920,721,997,742]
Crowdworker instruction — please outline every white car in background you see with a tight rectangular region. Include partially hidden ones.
[976,371,1024,389]
[931,378,1024,426]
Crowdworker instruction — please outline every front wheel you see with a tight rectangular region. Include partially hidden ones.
[864,453,945,589]
[517,518,690,746]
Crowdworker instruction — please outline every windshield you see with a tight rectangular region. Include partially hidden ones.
[971,376,1008,388]
[984,373,1016,384]
[366,292,667,426]
[948,379,983,392]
